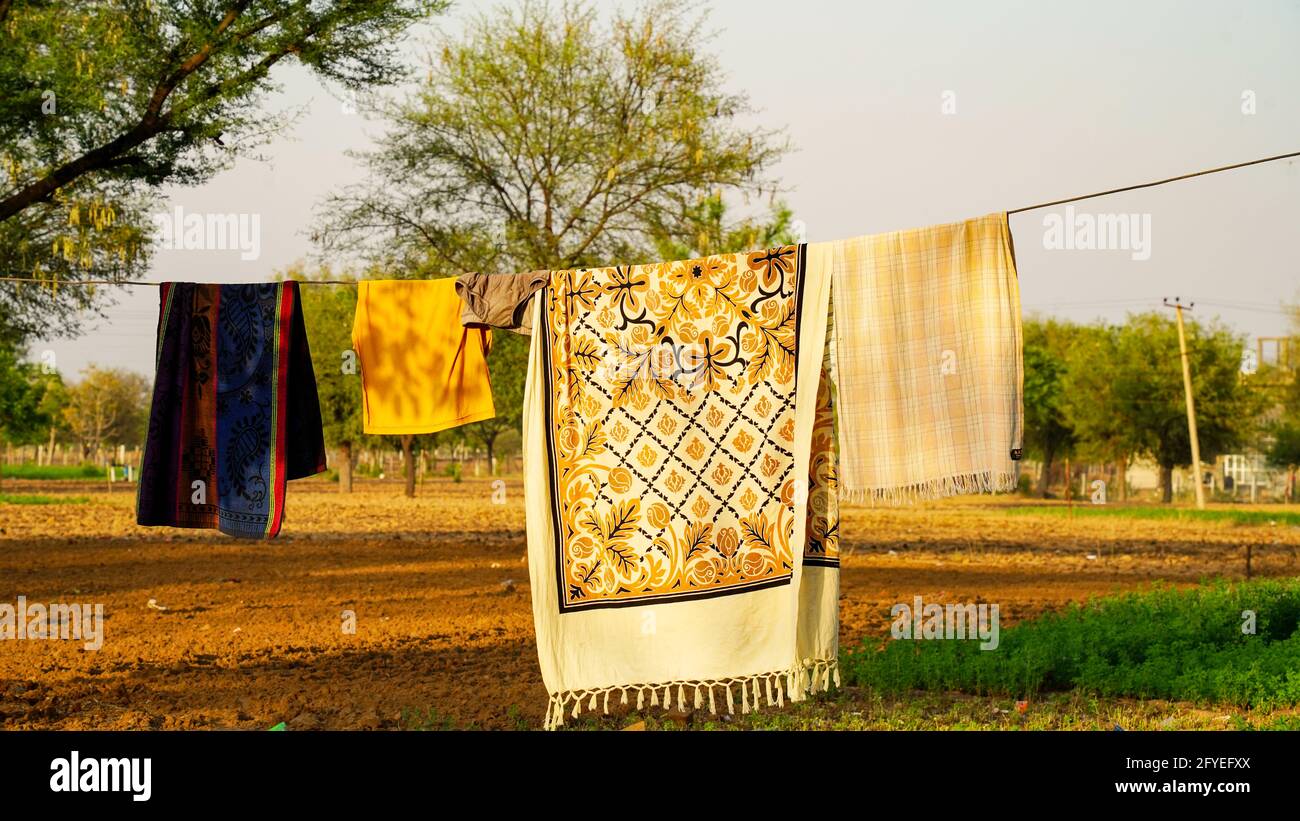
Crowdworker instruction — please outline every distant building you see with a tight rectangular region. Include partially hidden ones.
[1256,336,1293,370]
[1217,453,1280,501]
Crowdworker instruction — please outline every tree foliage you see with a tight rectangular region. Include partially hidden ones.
[295,269,365,449]
[1021,316,1079,493]
[1265,301,1300,471]
[653,192,798,261]
[1022,311,1265,501]
[315,0,792,468]
[317,0,788,274]
[0,0,442,343]
[1096,313,1257,474]
[0,344,65,446]
[60,365,150,457]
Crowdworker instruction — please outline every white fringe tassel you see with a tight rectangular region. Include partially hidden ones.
[841,470,1018,506]
[540,658,840,730]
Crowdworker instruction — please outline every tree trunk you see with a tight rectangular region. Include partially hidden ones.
[1160,464,1173,504]
[485,435,496,476]
[1117,454,1128,501]
[338,441,353,494]
[1037,449,1054,498]
[401,435,415,498]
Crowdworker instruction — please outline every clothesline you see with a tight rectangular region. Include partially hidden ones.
[0,276,356,286]
[1005,148,1300,214]
[1,147,1296,289]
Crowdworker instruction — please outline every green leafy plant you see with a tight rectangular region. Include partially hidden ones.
[841,580,1300,709]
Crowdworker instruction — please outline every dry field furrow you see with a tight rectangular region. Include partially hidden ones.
[2,478,1297,729]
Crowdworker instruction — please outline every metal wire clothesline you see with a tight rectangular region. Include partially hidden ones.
[1,148,1297,289]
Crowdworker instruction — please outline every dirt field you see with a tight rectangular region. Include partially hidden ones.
[1,477,1297,730]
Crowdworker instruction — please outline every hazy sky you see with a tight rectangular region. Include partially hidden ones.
[34,0,1300,379]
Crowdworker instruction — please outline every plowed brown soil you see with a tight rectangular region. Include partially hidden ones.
[1,478,1296,729]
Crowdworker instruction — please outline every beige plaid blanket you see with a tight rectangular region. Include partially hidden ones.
[826,213,1023,502]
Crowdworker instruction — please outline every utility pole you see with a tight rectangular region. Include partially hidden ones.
[1164,298,1205,510]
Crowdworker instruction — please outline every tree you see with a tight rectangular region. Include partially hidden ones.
[61,366,149,460]
[0,345,32,442]
[34,372,70,461]
[317,0,788,275]
[315,0,791,480]
[1264,300,1300,500]
[464,330,528,475]
[390,432,438,497]
[653,193,799,261]
[1267,423,1300,500]
[0,344,68,461]
[1022,317,1079,497]
[296,268,366,492]
[1060,321,1152,499]
[0,0,443,343]
[0,273,126,352]
[1072,313,1259,503]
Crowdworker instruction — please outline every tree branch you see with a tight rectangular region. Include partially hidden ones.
[0,1,253,222]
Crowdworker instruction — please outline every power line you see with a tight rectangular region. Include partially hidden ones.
[1023,297,1165,310]
[1194,300,1295,317]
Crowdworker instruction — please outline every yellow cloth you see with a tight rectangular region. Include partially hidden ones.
[352,279,496,435]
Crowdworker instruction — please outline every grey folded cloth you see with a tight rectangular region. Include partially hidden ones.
[455,270,550,335]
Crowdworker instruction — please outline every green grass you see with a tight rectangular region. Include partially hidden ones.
[1251,714,1300,730]
[544,688,1300,731]
[1001,504,1300,527]
[0,463,106,480]
[403,706,471,730]
[841,580,1300,710]
[0,493,90,505]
